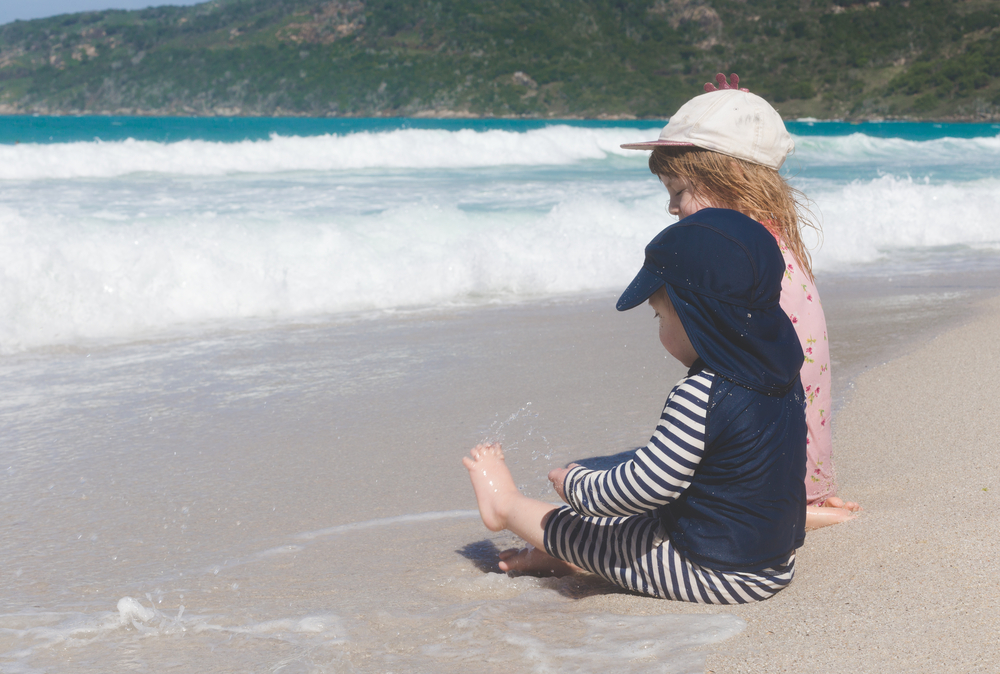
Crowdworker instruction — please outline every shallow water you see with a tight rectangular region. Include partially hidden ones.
[1,296,758,673]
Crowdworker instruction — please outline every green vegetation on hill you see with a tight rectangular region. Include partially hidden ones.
[1,0,999,119]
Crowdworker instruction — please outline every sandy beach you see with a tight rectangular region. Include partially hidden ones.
[397,263,1000,672]
[703,290,1000,671]
[442,265,1000,673]
[527,282,1000,673]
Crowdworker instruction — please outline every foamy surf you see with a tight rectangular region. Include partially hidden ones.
[0,126,654,179]
[0,596,348,669]
[1,119,998,353]
[0,124,997,179]
[0,597,742,674]
[0,512,742,674]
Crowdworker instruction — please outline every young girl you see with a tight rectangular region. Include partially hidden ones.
[465,211,808,602]
[620,73,860,529]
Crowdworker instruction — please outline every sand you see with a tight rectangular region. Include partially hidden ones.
[441,271,1000,673]
[346,273,1000,672]
[6,263,1000,672]
[700,292,1000,672]
[537,289,1000,673]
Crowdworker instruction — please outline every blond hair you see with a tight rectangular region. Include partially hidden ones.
[648,147,820,281]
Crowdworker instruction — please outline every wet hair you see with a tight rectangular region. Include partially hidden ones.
[649,147,820,280]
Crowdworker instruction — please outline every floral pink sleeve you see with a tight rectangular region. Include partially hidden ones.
[774,237,838,505]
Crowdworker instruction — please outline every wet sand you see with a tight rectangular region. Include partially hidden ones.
[4,263,1000,672]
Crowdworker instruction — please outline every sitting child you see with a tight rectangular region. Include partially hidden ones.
[464,209,807,603]
[621,73,859,527]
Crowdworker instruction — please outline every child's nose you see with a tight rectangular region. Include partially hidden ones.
[668,200,680,216]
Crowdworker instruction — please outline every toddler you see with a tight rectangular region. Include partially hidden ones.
[464,210,807,602]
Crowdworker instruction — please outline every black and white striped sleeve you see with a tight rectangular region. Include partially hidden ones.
[563,370,713,518]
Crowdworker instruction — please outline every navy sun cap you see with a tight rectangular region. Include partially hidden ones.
[617,208,803,394]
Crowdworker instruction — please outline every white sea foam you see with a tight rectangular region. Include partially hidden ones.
[793,132,1000,170]
[0,126,654,179]
[0,599,348,669]
[810,175,1000,269]
[0,594,735,674]
[0,189,667,352]
[1,125,998,352]
[0,126,998,179]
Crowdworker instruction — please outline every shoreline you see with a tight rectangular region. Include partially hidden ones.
[819,262,1000,410]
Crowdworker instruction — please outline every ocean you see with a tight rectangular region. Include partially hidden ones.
[3,116,1000,352]
[2,116,999,673]
[3,116,1000,353]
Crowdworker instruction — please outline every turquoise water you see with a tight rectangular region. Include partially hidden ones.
[3,114,1000,145]
[785,119,1000,140]
[0,115,641,144]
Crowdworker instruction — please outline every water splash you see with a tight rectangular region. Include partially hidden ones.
[481,402,553,470]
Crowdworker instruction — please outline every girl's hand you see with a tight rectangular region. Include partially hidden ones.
[548,463,579,504]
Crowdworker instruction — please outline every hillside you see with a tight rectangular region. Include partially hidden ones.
[1,0,999,119]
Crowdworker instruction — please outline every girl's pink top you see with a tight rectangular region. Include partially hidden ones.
[774,235,837,505]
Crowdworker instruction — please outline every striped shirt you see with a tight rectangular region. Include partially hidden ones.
[565,370,711,517]
[545,368,797,603]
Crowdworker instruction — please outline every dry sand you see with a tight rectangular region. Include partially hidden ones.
[699,293,1000,672]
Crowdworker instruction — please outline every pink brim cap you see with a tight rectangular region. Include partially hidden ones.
[619,139,695,151]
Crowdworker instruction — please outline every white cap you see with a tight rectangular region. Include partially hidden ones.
[620,88,794,170]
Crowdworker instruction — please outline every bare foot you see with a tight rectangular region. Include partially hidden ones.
[498,546,583,577]
[463,443,521,532]
[805,496,862,531]
[824,496,862,512]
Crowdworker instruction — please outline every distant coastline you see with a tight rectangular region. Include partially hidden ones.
[2,1,999,122]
